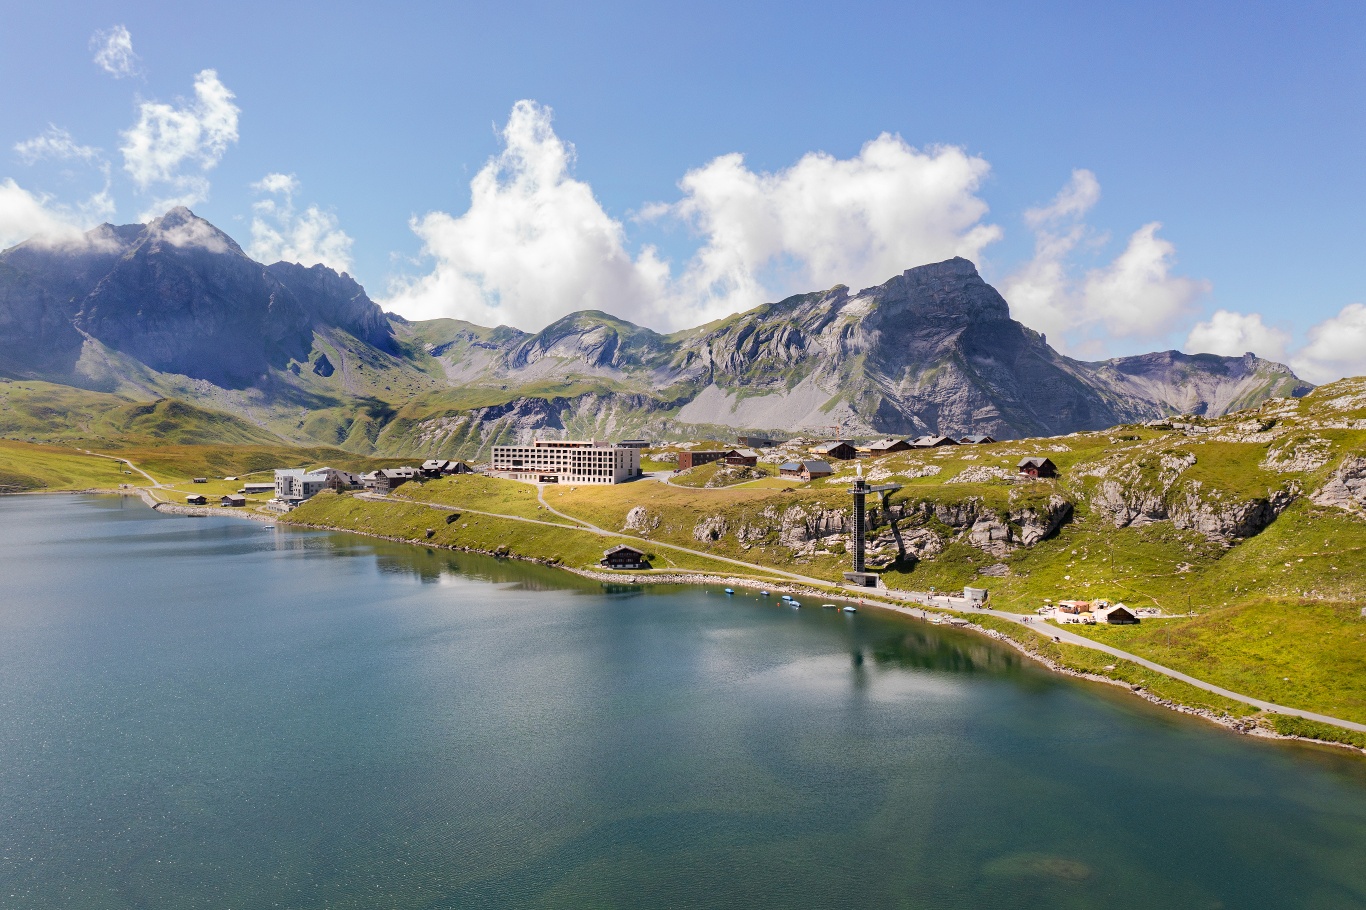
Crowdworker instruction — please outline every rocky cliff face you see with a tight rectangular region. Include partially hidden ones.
[0,211,1314,453]
[410,257,1308,445]
[0,208,394,389]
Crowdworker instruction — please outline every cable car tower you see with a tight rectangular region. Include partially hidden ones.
[844,461,902,587]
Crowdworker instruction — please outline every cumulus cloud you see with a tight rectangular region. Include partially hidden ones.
[1002,170,1208,351]
[1290,303,1366,384]
[1081,223,1209,339]
[91,25,141,79]
[388,100,1003,330]
[658,135,1001,321]
[14,126,102,164]
[248,173,354,272]
[120,69,240,214]
[0,178,116,250]
[385,100,669,327]
[1185,310,1290,361]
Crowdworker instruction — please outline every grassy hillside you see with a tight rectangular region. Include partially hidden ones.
[0,440,134,492]
[0,380,282,447]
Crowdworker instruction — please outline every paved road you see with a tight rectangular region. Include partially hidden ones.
[895,592,1366,734]
[368,488,1366,737]
[82,450,164,489]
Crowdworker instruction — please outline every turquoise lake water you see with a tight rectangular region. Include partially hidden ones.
[1,495,1364,909]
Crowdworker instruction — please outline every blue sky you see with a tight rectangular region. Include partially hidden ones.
[3,1,1364,379]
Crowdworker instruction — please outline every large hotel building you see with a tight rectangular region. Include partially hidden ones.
[490,440,641,484]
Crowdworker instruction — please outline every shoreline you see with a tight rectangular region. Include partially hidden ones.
[281,511,1364,755]
[11,488,1364,756]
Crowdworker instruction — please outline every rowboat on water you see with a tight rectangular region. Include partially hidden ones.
[724,588,735,595]
[842,606,857,614]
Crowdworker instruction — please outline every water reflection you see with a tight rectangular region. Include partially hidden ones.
[2,495,1364,910]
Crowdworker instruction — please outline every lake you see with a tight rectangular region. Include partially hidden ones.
[1,495,1364,909]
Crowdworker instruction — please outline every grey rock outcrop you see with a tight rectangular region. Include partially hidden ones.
[623,506,660,533]
[1310,457,1366,514]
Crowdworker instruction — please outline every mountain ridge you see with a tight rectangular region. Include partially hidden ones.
[0,210,1313,455]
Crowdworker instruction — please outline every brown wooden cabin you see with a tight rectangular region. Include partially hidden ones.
[601,544,650,570]
[780,459,834,481]
[725,448,760,466]
[811,441,858,461]
[1017,457,1058,478]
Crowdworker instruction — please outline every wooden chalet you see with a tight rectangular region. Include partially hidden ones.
[862,437,911,456]
[1017,457,1058,478]
[811,440,857,460]
[725,448,760,466]
[324,471,361,491]
[185,493,207,505]
[365,468,419,493]
[959,434,997,444]
[601,544,650,570]
[221,493,247,507]
[910,435,959,448]
[780,459,834,481]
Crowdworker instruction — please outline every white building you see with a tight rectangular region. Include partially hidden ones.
[275,468,331,503]
[490,440,641,484]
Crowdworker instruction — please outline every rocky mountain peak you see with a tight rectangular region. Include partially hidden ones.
[138,207,246,258]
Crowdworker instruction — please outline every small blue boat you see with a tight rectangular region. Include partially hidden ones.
[790,601,800,608]
[843,606,857,614]
[760,591,769,596]
[781,595,792,601]
[724,588,735,595]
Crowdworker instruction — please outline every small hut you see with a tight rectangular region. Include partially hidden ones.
[1017,457,1058,478]
[221,493,247,507]
[1095,603,1140,624]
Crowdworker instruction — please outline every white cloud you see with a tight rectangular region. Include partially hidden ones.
[1291,303,1366,384]
[1184,310,1290,361]
[1081,223,1209,339]
[120,69,240,214]
[1025,167,1101,228]
[252,172,299,195]
[0,178,117,251]
[1002,170,1208,351]
[385,100,669,327]
[387,101,1003,330]
[147,212,235,254]
[91,25,141,79]
[248,173,354,272]
[660,135,1000,323]
[14,126,102,164]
